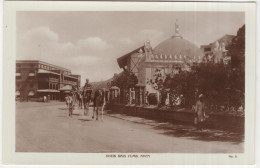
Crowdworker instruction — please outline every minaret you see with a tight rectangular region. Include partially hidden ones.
[172,19,182,39]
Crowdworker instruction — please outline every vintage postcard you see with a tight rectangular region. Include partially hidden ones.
[2,1,256,165]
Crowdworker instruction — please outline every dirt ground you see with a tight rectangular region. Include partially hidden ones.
[15,101,244,153]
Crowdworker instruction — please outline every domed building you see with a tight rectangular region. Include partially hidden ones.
[153,37,203,60]
[153,21,203,61]
[117,21,204,105]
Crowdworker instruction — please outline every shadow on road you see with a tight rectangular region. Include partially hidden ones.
[56,113,81,118]
[107,113,244,143]
[58,108,68,110]
[78,119,93,122]
[153,124,244,143]
[56,115,68,118]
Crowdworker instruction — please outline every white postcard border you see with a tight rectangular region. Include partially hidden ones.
[2,1,256,165]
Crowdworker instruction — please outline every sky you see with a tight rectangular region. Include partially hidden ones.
[16,11,244,84]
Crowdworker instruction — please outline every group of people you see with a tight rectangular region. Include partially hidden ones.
[64,78,207,128]
[40,95,50,103]
[65,78,106,121]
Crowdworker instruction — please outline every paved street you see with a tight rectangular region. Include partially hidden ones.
[16,102,244,153]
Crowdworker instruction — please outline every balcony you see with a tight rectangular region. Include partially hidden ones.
[63,80,77,86]
[49,78,59,83]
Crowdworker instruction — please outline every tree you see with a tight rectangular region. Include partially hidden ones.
[162,63,243,109]
[112,71,137,89]
[226,24,245,96]
[227,24,245,70]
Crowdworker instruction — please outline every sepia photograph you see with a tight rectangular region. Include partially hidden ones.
[15,11,246,153]
[3,1,256,165]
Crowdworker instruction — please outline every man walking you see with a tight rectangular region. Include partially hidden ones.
[78,91,83,109]
[68,92,74,117]
[195,94,206,131]
[83,78,92,116]
[93,88,105,121]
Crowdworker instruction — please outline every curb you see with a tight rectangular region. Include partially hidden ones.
[105,114,159,127]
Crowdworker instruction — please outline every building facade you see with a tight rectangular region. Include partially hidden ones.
[200,34,234,64]
[116,21,204,105]
[112,21,236,107]
[16,60,81,101]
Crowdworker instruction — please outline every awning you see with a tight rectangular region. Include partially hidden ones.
[59,85,72,91]
[37,89,60,93]
[38,69,60,75]
[28,91,35,96]
[16,91,20,96]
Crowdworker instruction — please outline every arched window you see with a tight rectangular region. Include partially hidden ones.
[29,71,35,77]
[28,90,35,97]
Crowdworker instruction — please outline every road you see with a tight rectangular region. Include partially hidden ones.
[16,102,244,153]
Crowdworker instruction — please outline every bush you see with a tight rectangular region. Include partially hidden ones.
[162,62,244,110]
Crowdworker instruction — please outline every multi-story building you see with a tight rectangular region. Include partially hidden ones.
[16,60,81,101]
[200,34,234,64]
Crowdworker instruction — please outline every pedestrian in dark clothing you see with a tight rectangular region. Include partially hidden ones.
[78,91,83,109]
[195,94,206,131]
[92,88,105,120]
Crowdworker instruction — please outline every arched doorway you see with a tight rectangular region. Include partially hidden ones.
[28,90,35,101]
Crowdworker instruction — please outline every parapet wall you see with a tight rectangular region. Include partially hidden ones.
[110,104,244,133]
